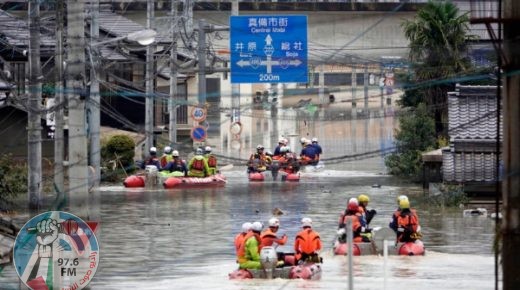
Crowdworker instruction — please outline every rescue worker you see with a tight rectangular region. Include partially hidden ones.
[300,139,318,165]
[260,217,288,250]
[160,146,174,168]
[234,222,252,260]
[141,147,161,170]
[203,146,218,175]
[163,150,188,176]
[337,198,369,243]
[238,221,263,270]
[294,217,322,264]
[187,148,210,177]
[389,198,422,243]
[311,137,322,160]
[358,194,377,225]
[273,138,286,157]
[247,145,270,173]
[278,146,299,174]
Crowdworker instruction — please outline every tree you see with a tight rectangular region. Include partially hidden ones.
[401,0,474,137]
[385,103,437,180]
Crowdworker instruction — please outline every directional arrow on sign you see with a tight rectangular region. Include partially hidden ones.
[236,58,302,69]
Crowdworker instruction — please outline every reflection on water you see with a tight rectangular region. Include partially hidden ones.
[0,115,499,289]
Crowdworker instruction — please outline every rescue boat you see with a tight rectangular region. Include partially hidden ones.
[163,173,226,188]
[123,175,146,188]
[333,227,426,256]
[333,240,425,256]
[248,171,300,182]
[228,247,321,280]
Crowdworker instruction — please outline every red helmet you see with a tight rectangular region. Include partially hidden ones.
[347,198,359,211]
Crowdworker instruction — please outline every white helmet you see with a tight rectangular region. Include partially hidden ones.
[278,138,285,144]
[251,221,263,232]
[268,217,280,228]
[164,146,172,154]
[196,148,204,155]
[300,137,307,144]
[283,138,289,145]
[311,137,318,143]
[241,222,252,233]
[149,147,157,154]
[257,144,264,150]
[205,146,212,153]
[301,217,312,227]
[172,150,179,157]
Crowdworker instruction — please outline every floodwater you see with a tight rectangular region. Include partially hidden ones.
[0,110,500,290]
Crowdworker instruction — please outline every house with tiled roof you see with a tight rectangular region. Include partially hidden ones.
[442,85,501,194]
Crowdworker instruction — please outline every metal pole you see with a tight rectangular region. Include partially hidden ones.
[198,19,207,106]
[231,0,240,125]
[89,0,100,188]
[351,64,356,108]
[54,0,65,197]
[364,63,368,111]
[383,239,388,290]
[28,0,42,213]
[319,65,324,105]
[380,66,384,111]
[169,0,178,145]
[346,218,353,290]
[67,0,89,217]
[145,0,155,151]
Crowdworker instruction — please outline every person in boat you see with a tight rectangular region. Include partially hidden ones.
[358,194,377,225]
[247,145,270,173]
[337,198,370,243]
[203,146,218,176]
[389,198,422,243]
[311,137,322,160]
[273,138,287,158]
[260,217,288,250]
[234,222,252,262]
[294,217,322,264]
[162,150,188,176]
[238,221,263,270]
[278,146,300,174]
[160,146,174,169]
[299,139,319,165]
[141,147,162,170]
[187,148,210,177]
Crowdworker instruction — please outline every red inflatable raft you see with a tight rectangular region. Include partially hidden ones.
[248,172,300,182]
[123,175,145,188]
[333,240,425,256]
[228,263,321,280]
[163,174,226,188]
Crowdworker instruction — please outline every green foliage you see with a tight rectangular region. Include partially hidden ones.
[0,154,27,210]
[385,103,436,180]
[422,184,469,207]
[401,0,474,137]
[101,135,135,168]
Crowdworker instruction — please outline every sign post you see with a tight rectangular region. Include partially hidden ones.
[230,15,308,83]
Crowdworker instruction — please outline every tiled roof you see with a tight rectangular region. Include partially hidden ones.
[0,9,54,47]
[448,85,502,141]
[442,150,499,182]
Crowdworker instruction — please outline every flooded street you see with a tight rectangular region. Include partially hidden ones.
[0,113,499,290]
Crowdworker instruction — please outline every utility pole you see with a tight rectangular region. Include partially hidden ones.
[364,63,368,111]
[89,0,101,188]
[503,0,520,288]
[54,0,65,196]
[198,19,207,105]
[169,0,178,145]
[145,0,155,151]
[67,0,89,217]
[28,0,42,213]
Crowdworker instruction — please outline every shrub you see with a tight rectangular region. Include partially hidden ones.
[0,154,27,211]
[101,134,135,168]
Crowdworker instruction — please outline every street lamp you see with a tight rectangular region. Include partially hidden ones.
[91,29,157,47]
[88,28,157,189]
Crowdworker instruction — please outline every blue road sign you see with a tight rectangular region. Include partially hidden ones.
[230,15,308,84]
[191,126,207,142]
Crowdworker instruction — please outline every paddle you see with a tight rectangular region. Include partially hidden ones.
[219,164,234,171]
